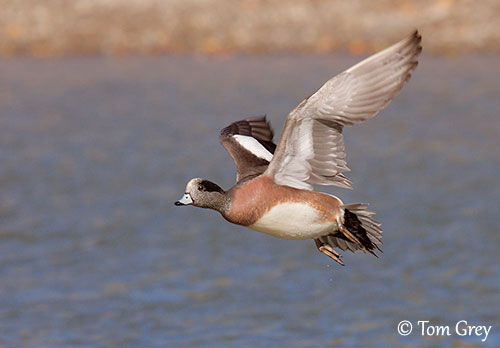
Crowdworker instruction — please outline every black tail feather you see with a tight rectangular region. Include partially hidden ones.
[343,209,376,252]
[317,203,383,264]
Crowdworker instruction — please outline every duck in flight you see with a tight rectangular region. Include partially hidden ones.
[175,31,422,265]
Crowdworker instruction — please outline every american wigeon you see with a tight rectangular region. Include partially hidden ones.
[176,31,422,265]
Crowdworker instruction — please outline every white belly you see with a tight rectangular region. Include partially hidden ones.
[248,202,337,240]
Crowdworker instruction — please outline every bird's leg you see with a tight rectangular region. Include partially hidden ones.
[314,238,344,266]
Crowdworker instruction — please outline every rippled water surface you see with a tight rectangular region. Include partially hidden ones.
[0,54,499,347]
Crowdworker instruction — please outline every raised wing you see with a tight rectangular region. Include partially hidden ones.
[220,116,277,183]
[265,31,422,190]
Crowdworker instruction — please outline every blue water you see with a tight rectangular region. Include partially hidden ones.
[0,54,499,347]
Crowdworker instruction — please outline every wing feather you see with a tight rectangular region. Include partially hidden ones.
[265,31,422,190]
[220,116,277,183]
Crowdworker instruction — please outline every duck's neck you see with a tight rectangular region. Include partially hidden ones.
[208,191,231,216]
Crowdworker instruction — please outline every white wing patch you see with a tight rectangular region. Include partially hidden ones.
[233,135,273,162]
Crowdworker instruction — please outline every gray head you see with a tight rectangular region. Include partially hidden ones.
[175,178,227,211]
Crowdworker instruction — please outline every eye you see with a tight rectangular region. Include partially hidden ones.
[198,184,205,191]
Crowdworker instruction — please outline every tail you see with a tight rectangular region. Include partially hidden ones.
[318,203,383,256]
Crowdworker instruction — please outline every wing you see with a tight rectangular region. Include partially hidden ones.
[265,30,422,190]
[220,116,277,183]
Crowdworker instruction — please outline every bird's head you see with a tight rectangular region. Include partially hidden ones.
[175,178,225,209]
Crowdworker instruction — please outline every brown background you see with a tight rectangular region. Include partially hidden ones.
[1,0,499,57]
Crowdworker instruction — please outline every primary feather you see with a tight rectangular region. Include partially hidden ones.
[266,31,422,190]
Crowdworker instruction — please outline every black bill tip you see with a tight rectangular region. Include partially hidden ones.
[174,201,183,206]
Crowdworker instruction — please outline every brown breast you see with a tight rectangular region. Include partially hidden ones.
[224,175,342,226]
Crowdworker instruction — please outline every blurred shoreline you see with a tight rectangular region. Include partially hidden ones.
[1,0,499,57]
